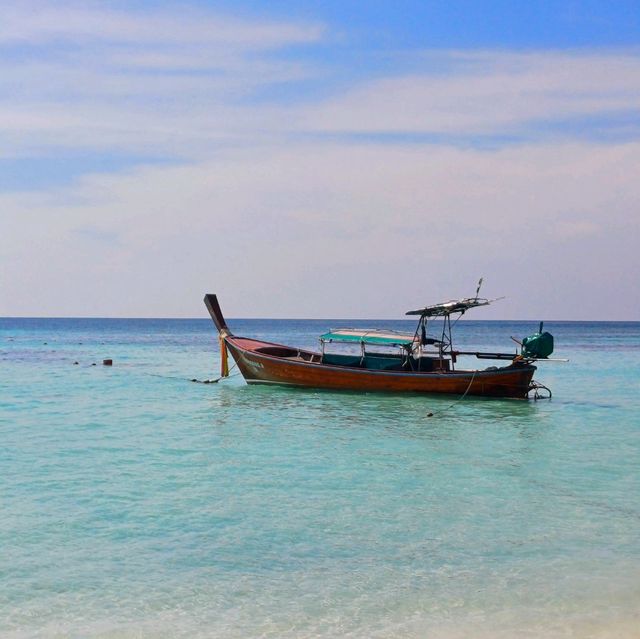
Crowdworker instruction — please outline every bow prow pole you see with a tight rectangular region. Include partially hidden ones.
[203,294,232,337]
[203,294,232,378]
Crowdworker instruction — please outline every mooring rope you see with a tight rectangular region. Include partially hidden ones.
[80,359,241,385]
[426,369,478,417]
[190,360,240,384]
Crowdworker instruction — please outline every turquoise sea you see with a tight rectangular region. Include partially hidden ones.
[1,317,639,638]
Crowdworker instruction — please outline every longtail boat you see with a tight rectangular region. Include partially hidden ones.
[204,287,558,399]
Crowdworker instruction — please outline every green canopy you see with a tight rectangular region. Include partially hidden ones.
[320,328,417,347]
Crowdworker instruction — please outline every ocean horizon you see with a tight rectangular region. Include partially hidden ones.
[2,317,639,637]
[4,316,638,321]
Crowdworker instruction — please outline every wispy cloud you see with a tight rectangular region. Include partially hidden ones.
[2,139,639,318]
[0,2,323,157]
[72,226,121,244]
[3,3,640,161]
[1,3,639,319]
[302,50,640,138]
[0,2,322,47]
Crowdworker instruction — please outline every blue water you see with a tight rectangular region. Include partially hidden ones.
[1,318,639,638]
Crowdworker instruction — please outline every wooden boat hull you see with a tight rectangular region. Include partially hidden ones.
[203,294,536,399]
[224,336,536,399]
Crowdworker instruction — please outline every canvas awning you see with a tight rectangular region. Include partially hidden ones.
[320,328,417,347]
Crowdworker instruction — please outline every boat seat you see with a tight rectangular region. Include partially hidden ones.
[255,346,299,358]
[363,354,404,370]
[321,353,362,368]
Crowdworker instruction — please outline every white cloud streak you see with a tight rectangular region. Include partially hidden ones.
[2,4,640,158]
[0,2,321,155]
[303,50,640,135]
[1,4,639,318]
[2,141,639,319]
[0,2,322,48]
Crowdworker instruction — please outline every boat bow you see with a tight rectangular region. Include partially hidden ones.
[204,294,231,337]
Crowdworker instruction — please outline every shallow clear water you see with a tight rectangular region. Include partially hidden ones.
[1,318,639,638]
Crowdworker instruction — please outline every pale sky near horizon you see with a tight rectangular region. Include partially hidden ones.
[1,1,639,320]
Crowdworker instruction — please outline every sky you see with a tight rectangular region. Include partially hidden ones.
[1,0,639,320]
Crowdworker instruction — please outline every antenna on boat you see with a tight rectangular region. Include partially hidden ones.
[475,277,484,300]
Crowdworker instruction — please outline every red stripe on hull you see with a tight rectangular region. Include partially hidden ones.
[225,338,535,399]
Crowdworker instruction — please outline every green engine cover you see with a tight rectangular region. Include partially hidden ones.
[522,325,554,359]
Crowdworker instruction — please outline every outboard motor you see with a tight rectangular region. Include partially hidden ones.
[522,322,554,359]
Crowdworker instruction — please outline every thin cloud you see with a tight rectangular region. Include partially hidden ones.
[0,3,323,157]
[2,4,640,161]
[72,226,121,245]
[2,140,638,319]
[302,50,640,137]
[0,2,323,48]
[1,4,639,319]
